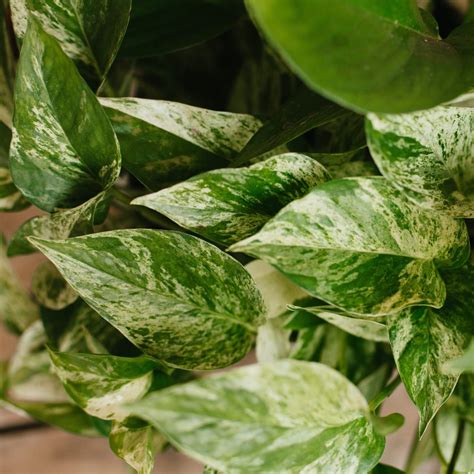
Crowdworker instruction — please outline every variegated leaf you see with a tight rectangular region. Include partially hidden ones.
[129,360,385,473]
[133,154,330,246]
[292,306,389,343]
[10,19,121,212]
[230,177,469,316]
[0,2,14,127]
[30,229,266,370]
[48,350,155,421]
[10,0,131,87]
[388,264,474,435]
[31,261,77,310]
[100,97,261,190]
[366,105,474,217]
[109,421,164,474]
[0,235,38,333]
[256,318,291,363]
[0,114,29,212]
[7,191,110,256]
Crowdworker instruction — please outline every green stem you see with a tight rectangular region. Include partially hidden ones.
[369,375,401,411]
[446,419,465,474]
[111,187,132,205]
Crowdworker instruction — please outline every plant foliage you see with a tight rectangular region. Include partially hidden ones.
[1,0,473,473]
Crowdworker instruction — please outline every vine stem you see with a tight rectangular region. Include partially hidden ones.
[369,374,401,412]
[446,419,465,474]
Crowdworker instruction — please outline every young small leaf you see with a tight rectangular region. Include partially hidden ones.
[230,177,469,316]
[10,0,131,87]
[30,229,266,369]
[388,264,474,434]
[366,105,474,217]
[133,153,331,246]
[101,97,261,190]
[246,0,474,112]
[48,350,156,421]
[129,360,385,473]
[10,20,121,212]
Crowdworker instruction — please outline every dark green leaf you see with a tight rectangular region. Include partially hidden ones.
[129,360,385,473]
[0,1,14,127]
[10,19,121,212]
[30,229,266,370]
[230,177,469,316]
[7,191,110,257]
[246,0,474,112]
[119,0,245,58]
[48,349,156,421]
[133,153,330,246]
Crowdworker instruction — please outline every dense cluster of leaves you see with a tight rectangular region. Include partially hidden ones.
[1,0,473,473]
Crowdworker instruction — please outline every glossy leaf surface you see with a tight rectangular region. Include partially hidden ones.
[31,230,265,370]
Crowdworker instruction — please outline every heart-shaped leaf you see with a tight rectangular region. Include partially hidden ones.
[366,104,474,217]
[133,153,330,246]
[10,0,131,87]
[101,97,261,190]
[30,229,266,370]
[230,177,469,316]
[245,0,474,112]
[388,263,474,434]
[48,350,156,421]
[10,19,121,212]
[129,360,385,473]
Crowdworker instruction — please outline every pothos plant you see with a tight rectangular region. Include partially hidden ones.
[0,0,473,473]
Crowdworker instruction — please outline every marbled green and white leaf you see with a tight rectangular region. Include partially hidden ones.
[30,229,266,370]
[48,350,155,421]
[7,191,110,256]
[0,2,15,127]
[388,264,474,434]
[366,105,474,217]
[129,360,385,473]
[101,97,261,190]
[230,177,469,316]
[11,0,131,86]
[133,154,330,246]
[10,20,121,212]
[256,317,291,363]
[109,421,163,474]
[31,261,77,310]
[293,306,389,343]
[0,235,38,333]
